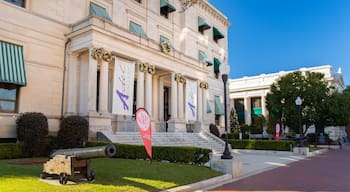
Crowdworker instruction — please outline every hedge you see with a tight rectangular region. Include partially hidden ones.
[0,143,22,159]
[87,142,211,164]
[229,139,296,151]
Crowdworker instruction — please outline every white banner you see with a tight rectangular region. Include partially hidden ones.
[112,58,135,115]
[185,79,197,121]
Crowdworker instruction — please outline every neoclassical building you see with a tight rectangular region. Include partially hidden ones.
[0,0,230,139]
[229,65,345,125]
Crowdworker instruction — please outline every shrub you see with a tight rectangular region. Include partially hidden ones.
[87,142,211,165]
[57,115,89,149]
[209,124,220,137]
[229,133,250,140]
[229,139,296,151]
[0,143,22,159]
[16,112,48,157]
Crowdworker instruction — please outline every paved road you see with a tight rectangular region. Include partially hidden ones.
[209,145,350,192]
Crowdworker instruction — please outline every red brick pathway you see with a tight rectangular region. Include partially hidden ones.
[210,145,350,192]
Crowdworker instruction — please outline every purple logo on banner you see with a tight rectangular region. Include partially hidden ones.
[117,90,129,110]
[188,102,195,117]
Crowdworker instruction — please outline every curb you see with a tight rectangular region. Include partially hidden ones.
[161,174,232,192]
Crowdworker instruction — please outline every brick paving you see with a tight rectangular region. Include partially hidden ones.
[209,145,350,192]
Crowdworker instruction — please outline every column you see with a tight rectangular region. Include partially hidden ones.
[197,81,203,122]
[261,95,267,117]
[66,53,78,114]
[171,73,178,119]
[136,64,145,109]
[178,80,184,120]
[159,78,164,121]
[88,48,97,112]
[99,60,109,113]
[145,71,152,115]
[203,89,208,121]
[244,97,251,125]
[152,75,159,121]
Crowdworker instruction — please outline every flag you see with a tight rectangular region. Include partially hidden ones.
[135,108,152,161]
[186,79,197,121]
[112,58,135,115]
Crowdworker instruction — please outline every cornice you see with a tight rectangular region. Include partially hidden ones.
[197,0,230,27]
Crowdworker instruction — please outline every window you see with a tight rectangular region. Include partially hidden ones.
[134,0,141,3]
[213,27,224,43]
[0,84,18,113]
[0,40,26,113]
[160,0,176,19]
[129,21,147,37]
[4,0,25,7]
[89,2,112,21]
[213,57,221,78]
[198,51,212,66]
[198,17,211,34]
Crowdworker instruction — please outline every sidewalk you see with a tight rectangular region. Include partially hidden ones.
[163,148,328,192]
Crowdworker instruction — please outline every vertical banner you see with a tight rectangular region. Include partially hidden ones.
[112,58,135,115]
[136,108,152,161]
[186,79,197,121]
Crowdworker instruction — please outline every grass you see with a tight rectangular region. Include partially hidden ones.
[0,158,221,192]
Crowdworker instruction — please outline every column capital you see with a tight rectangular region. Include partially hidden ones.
[175,73,186,84]
[199,81,209,89]
[91,47,113,62]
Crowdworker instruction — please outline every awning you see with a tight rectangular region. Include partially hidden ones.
[129,21,147,37]
[206,99,212,113]
[213,27,225,40]
[160,0,176,13]
[199,51,212,66]
[214,57,221,73]
[0,40,26,86]
[89,2,112,21]
[214,96,225,115]
[198,17,211,32]
[160,36,174,49]
[253,108,262,116]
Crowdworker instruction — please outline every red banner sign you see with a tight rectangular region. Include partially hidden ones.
[136,108,152,161]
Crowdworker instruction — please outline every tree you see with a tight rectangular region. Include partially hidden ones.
[230,107,240,133]
[322,87,350,127]
[266,71,330,134]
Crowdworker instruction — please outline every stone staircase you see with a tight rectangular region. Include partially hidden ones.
[99,131,230,154]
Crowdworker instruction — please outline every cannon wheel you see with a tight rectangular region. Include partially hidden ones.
[39,172,48,179]
[87,169,95,181]
[59,173,68,185]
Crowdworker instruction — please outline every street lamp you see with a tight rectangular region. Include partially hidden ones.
[220,63,233,159]
[295,96,303,147]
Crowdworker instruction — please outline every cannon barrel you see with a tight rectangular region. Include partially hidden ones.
[50,144,116,159]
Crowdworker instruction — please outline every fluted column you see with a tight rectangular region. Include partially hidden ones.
[171,73,178,119]
[197,81,203,122]
[145,71,152,115]
[136,64,145,109]
[178,80,184,120]
[66,53,78,114]
[88,48,97,112]
[99,60,109,113]
[152,75,159,121]
[261,95,267,117]
[244,97,251,125]
[159,78,164,121]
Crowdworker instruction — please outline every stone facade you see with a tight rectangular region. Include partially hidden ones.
[0,0,230,138]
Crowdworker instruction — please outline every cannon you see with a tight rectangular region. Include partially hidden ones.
[40,144,116,184]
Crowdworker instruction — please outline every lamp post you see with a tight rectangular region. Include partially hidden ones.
[295,96,303,147]
[220,63,233,159]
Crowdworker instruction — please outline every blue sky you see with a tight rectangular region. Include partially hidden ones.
[209,0,350,86]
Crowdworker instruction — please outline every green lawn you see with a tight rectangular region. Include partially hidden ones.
[0,158,221,192]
